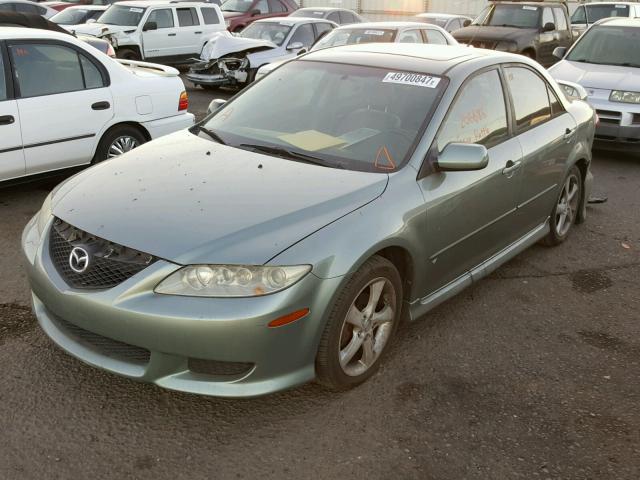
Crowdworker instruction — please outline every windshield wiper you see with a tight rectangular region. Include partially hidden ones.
[238,143,340,168]
[609,62,640,68]
[191,125,227,145]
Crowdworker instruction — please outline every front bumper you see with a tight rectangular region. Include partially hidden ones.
[22,215,342,397]
[141,113,195,140]
[587,95,640,148]
[185,72,232,87]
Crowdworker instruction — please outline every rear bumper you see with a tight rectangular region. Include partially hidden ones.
[141,113,194,139]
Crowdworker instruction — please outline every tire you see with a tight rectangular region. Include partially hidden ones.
[93,125,147,164]
[116,47,141,61]
[316,255,403,390]
[542,165,582,246]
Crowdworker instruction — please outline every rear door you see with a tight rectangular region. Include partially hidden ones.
[8,40,114,175]
[503,65,576,232]
[0,43,24,181]
[552,7,572,54]
[142,7,178,59]
[174,7,202,56]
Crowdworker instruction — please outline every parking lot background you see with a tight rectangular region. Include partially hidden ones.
[0,79,639,479]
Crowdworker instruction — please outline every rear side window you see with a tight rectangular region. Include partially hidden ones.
[15,3,38,14]
[177,7,199,26]
[437,69,508,151]
[147,8,174,28]
[425,29,447,45]
[289,23,315,47]
[315,22,333,38]
[268,0,285,13]
[10,43,104,98]
[0,53,6,101]
[327,11,340,23]
[398,29,423,43]
[505,66,552,132]
[201,7,220,25]
[542,7,554,28]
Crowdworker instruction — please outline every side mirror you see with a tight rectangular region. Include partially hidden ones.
[143,21,157,32]
[556,80,588,102]
[207,98,227,115]
[249,8,260,16]
[543,22,555,32]
[437,143,488,172]
[552,46,567,59]
[286,41,304,51]
[462,19,471,27]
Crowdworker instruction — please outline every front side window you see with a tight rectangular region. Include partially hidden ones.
[147,8,174,29]
[473,4,541,29]
[437,69,508,151]
[425,29,448,45]
[10,43,104,98]
[312,27,396,50]
[201,8,220,25]
[566,25,640,67]
[241,22,292,46]
[542,7,554,28]
[571,6,586,24]
[177,8,199,27]
[289,23,315,47]
[201,61,447,173]
[97,5,145,26]
[553,7,567,30]
[398,29,423,43]
[0,53,6,101]
[14,3,38,14]
[505,66,551,132]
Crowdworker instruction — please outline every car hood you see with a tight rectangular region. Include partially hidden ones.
[222,11,244,19]
[72,23,133,37]
[453,25,536,42]
[549,60,640,91]
[51,130,388,266]
[200,31,277,60]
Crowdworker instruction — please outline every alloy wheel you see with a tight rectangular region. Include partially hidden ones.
[338,277,397,377]
[555,172,580,237]
[107,136,140,158]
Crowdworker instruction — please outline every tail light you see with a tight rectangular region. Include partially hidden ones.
[178,91,188,111]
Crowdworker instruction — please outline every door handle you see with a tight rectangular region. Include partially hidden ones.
[564,127,575,140]
[502,160,522,177]
[0,115,14,126]
[91,101,110,111]
[168,33,176,36]
[194,31,202,34]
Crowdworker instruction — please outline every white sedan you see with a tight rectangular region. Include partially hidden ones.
[0,27,194,183]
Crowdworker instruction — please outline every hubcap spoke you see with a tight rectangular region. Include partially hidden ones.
[371,304,394,328]
[340,333,364,367]
[567,183,578,203]
[360,336,375,368]
[363,280,385,317]
[345,304,364,329]
[108,136,139,158]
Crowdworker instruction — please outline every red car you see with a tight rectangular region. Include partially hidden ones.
[220,0,297,32]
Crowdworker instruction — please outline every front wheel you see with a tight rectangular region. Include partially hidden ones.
[543,165,582,246]
[93,125,146,163]
[316,255,402,390]
[116,47,141,61]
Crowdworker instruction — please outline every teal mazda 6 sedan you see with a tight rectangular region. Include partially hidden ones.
[22,44,595,397]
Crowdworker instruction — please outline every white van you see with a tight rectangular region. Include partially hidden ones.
[74,1,226,64]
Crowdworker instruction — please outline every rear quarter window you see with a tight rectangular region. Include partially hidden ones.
[177,7,199,26]
[201,7,220,25]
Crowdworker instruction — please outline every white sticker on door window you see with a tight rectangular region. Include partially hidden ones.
[382,72,441,88]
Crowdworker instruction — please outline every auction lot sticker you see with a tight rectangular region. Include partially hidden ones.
[383,72,441,88]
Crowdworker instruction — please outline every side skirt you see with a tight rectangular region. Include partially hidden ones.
[408,220,550,321]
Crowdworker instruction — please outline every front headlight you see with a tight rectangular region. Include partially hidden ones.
[495,41,517,52]
[610,90,640,104]
[36,192,53,236]
[155,265,311,297]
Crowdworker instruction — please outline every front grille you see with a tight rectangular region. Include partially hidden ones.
[188,358,254,377]
[468,40,497,49]
[596,109,622,125]
[49,218,155,290]
[56,315,150,365]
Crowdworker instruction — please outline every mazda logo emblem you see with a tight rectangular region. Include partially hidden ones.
[69,246,90,274]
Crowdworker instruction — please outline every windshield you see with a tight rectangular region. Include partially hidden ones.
[585,4,629,23]
[51,8,91,24]
[290,9,325,19]
[221,0,253,13]
[200,61,446,173]
[97,5,146,26]
[416,16,447,28]
[313,28,396,50]
[473,4,540,28]
[241,22,292,46]
[567,25,640,67]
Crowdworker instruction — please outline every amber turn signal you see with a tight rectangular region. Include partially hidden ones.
[268,308,310,328]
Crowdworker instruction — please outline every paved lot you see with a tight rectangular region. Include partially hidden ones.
[0,79,639,479]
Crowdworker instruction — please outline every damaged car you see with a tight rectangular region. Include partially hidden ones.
[186,16,336,89]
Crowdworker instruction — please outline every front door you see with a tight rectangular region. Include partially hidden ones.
[417,68,524,295]
[8,41,114,175]
[0,48,24,181]
[142,8,179,60]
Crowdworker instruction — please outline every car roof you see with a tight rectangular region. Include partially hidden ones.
[62,5,108,10]
[296,7,353,12]
[583,1,638,5]
[302,43,506,75]
[0,26,78,40]
[0,0,42,4]
[597,17,640,27]
[491,1,566,5]
[336,21,443,30]
[254,16,334,24]
[415,13,469,19]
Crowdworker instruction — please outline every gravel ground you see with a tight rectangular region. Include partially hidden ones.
[0,79,638,479]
